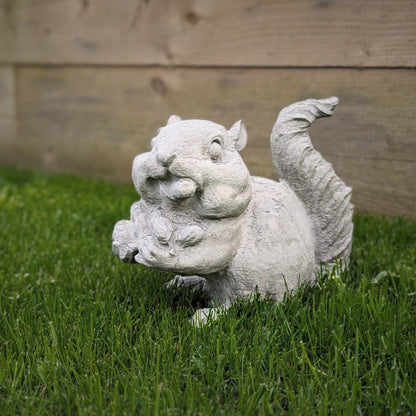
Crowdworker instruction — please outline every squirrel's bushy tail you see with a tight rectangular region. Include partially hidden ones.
[271,97,353,271]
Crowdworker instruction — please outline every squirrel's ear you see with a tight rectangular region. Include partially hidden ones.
[167,115,182,125]
[229,120,247,151]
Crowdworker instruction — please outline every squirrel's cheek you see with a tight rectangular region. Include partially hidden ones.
[160,177,197,201]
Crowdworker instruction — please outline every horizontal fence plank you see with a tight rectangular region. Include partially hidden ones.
[328,156,415,218]
[11,66,416,217]
[0,65,15,164]
[1,0,415,67]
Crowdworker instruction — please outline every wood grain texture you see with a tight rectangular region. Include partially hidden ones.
[0,65,15,164]
[11,66,416,217]
[1,0,415,67]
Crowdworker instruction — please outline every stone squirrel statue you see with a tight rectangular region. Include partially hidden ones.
[112,97,353,325]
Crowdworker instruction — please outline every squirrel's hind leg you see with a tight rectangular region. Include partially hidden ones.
[166,277,231,326]
[190,305,230,327]
[166,275,207,291]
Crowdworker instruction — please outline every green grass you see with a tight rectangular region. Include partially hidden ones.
[0,167,415,415]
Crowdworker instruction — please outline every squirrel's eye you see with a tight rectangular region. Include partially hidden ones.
[208,139,222,162]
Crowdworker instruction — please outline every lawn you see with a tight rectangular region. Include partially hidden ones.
[0,167,415,415]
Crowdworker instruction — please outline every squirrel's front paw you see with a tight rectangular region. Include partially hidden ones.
[112,220,138,263]
[112,241,138,263]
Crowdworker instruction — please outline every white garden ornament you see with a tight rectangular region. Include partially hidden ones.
[112,98,353,325]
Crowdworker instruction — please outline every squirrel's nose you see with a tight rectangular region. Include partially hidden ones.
[157,151,175,167]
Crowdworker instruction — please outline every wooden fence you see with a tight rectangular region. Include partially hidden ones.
[0,0,415,217]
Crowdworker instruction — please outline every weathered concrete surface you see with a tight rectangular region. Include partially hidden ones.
[113,98,354,324]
